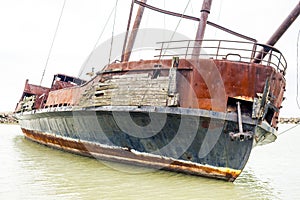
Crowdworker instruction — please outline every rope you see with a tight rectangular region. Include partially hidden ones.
[278,123,300,136]
[296,28,300,109]
[40,0,67,85]
[78,4,117,78]
[214,0,223,38]
[108,0,119,64]
[162,0,192,57]
[189,1,197,33]
[170,0,191,40]
[270,23,300,137]
[163,0,166,33]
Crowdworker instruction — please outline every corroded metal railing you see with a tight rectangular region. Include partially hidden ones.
[155,40,287,74]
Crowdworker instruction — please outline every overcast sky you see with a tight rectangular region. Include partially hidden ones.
[0,0,299,117]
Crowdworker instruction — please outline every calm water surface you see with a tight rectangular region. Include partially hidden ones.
[0,124,299,200]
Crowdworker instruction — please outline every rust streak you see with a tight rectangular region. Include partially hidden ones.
[21,128,240,181]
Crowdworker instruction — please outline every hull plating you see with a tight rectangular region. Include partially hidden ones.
[18,106,255,181]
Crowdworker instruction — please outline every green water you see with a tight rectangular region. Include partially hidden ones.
[0,124,299,200]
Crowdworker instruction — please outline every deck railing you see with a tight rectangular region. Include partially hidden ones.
[155,40,287,74]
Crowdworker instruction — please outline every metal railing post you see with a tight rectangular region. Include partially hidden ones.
[216,40,221,59]
[185,40,191,59]
[251,43,257,61]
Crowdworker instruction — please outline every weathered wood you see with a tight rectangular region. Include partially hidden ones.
[78,70,183,108]
[80,72,171,107]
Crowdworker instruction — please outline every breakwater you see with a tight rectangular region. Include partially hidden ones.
[0,112,17,124]
[279,117,300,124]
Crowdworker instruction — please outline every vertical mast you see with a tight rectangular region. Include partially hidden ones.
[121,0,135,62]
[192,0,213,59]
[122,0,147,62]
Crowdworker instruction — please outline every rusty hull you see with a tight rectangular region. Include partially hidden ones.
[104,58,285,111]
[15,79,50,112]
[15,57,284,182]
[104,58,285,127]
[40,58,285,128]
[45,58,283,112]
[21,128,241,181]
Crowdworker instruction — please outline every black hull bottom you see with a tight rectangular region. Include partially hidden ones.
[18,106,256,181]
[22,128,242,181]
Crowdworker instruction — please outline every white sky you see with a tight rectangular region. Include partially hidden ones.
[0,0,299,117]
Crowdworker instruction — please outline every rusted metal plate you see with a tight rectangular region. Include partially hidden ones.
[15,80,50,112]
[38,58,283,127]
[102,58,284,112]
[16,57,285,131]
[45,87,82,107]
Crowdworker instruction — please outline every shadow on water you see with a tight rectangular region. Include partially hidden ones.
[0,124,283,200]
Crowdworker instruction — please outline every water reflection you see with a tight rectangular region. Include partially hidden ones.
[6,125,279,200]
[235,168,279,200]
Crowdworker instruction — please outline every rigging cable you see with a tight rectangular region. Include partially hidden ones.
[163,0,166,38]
[108,0,119,65]
[40,0,67,86]
[214,0,223,38]
[277,28,300,136]
[78,4,117,78]
[162,0,192,57]
[296,28,300,109]
[189,1,197,33]
[278,123,300,136]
